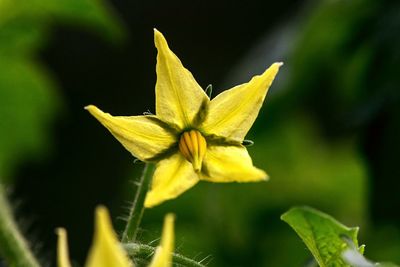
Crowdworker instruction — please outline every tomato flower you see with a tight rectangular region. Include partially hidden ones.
[86,29,282,207]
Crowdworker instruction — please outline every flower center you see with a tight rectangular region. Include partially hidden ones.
[178,130,207,172]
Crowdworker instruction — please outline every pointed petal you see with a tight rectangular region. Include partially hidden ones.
[202,146,268,182]
[201,63,282,141]
[154,29,209,128]
[145,153,199,208]
[56,228,72,267]
[85,206,132,267]
[148,214,175,267]
[86,105,176,161]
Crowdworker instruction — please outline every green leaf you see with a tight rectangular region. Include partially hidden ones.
[281,206,363,267]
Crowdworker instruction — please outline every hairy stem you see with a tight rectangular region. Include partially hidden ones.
[0,183,41,267]
[121,163,155,242]
[124,243,207,267]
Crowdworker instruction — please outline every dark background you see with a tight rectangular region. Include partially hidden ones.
[1,0,399,266]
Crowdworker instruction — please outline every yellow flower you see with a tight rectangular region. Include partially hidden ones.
[86,29,282,207]
[56,206,175,267]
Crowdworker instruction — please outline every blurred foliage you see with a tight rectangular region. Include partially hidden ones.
[252,116,366,221]
[266,0,400,264]
[0,0,122,183]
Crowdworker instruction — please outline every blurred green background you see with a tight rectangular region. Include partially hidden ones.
[1,0,399,266]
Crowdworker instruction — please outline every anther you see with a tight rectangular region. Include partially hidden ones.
[178,130,207,172]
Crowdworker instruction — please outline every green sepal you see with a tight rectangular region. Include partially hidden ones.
[242,140,254,146]
[205,84,213,98]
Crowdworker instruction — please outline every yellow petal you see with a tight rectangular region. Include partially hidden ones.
[145,153,199,208]
[154,29,209,129]
[86,105,176,162]
[201,62,282,141]
[148,214,175,267]
[201,146,268,182]
[56,228,72,267]
[85,206,132,267]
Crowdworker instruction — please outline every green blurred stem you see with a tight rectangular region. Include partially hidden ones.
[124,243,206,267]
[121,163,155,243]
[0,183,41,267]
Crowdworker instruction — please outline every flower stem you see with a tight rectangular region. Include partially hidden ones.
[124,243,207,267]
[121,163,155,243]
[0,183,41,267]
